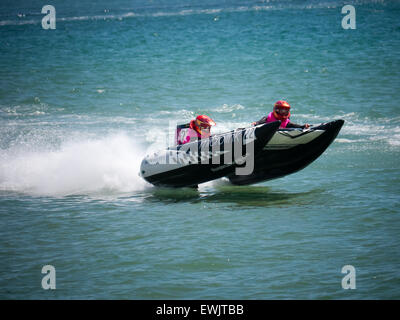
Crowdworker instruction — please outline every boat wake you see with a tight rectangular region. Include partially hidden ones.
[0,133,151,197]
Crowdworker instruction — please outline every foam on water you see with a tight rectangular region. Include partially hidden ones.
[199,177,232,191]
[0,133,151,196]
[294,111,400,149]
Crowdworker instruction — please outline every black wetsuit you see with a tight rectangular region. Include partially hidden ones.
[253,116,307,129]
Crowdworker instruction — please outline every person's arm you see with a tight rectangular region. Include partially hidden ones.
[286,122,310,129]
[252,116,268,126]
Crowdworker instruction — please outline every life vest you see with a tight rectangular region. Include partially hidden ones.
[266,112,290,129]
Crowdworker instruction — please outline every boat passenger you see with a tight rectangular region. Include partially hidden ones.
[252,100,310,129]
[176,114,216,145]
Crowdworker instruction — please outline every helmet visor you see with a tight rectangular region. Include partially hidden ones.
[196,119,211,129]
[274,107,289,116]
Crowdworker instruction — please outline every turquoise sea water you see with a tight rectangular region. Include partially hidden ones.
[1,0,400,299]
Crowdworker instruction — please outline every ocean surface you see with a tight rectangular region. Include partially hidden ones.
[1,0,399,299]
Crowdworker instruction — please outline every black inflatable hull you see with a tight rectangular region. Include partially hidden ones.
[140,121,281,188]
[228,119,344,185]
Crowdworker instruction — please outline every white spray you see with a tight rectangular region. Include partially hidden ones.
[0,133,151,196]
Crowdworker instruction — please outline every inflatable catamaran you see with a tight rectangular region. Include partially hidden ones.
[228,119,344,185]
[140,121,281,188]
[139,119,344,187]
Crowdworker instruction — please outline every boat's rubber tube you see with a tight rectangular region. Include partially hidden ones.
[227,119,344,185]
[140,121,281,187]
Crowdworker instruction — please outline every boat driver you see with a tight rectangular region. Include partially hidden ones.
[252,100,310,129]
